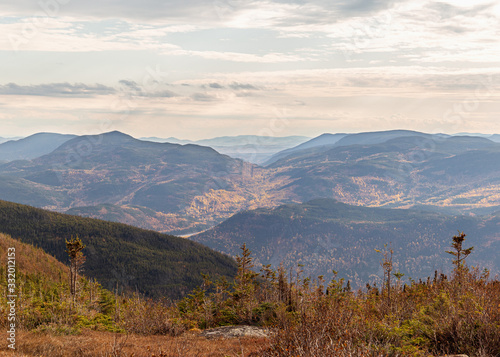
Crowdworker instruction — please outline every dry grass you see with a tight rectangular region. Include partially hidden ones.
[0,330,270,357]
[0,233,68,284]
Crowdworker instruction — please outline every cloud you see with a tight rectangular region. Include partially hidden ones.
[2,66,499,139]
[0,0,407,28]
[438,24,469,34]
[0,82,116,97]
[191,93,218,102]
[2,0,497,68]
[166,48,311,63]
[0,0,217,22]
[119,80,142,92]
[209,82,225,89]
[229,82,259,90]
[324,0,403,16]
[0,81,179,98]
[1,0,499,139]
[118,80,177,97]
[426,1,495,19]
[141,90,177,98]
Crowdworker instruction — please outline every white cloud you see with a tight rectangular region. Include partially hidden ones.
[165,48,312,63]
[1,0,499,137]
[0,82,116,96]
[0,0,403,25]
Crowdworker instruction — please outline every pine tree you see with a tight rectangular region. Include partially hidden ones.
[446,231,473,269]
[375,244,393,308]
[65,236,86,302]
[233,243,259,322]
[446,231,473,282]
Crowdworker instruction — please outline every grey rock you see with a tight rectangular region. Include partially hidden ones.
[200,325,270,339]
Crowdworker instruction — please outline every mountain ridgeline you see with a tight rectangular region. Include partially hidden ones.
[0,131,264,233]
[0,133,76,161]
[190,198,500,287]
[268,133,500,215]
[0,129,499,235]
[0,200,237,299]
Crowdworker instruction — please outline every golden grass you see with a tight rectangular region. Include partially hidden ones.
[0,233,68,283]
[0,330,270,357]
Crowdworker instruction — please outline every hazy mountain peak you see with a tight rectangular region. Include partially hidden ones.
[266,129,445,166]
[57,130,138,149]
[103,130,133,137]
[264,133,347,165]
[0,132,77,161]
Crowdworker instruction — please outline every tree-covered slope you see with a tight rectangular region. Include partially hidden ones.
[0,200,237,299]
[191,198,500,287]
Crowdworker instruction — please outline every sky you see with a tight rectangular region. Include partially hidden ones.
[0,0,499,139]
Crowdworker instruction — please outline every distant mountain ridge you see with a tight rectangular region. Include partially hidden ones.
[0,136,23,144]
[140,136,193,144]
[265,130,444,165]
[267,130,500,166]
[0,132,76,161]
[488,134,500,142]
[264,133,348,165]
[141,134,310,147]
[0,130,279,233]
[267,133,500,215]
[0,129,499,233]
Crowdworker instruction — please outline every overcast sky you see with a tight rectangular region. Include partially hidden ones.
[1,0,499,139]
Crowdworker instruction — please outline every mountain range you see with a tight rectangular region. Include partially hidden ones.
[264,133,348,165]
[0,136,23,144]
[0,129,499,234]
[268,133,500,215]
[0,132,290,232]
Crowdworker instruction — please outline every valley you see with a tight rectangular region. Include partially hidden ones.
[1,130,499,235]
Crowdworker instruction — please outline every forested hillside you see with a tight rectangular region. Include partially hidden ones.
[0,200,237,299]
[0,233,111,332]
[191,198,500,286]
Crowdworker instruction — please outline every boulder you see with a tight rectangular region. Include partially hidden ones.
[199,325,270,339]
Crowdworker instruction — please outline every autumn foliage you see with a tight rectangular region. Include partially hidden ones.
[1,232,500,356]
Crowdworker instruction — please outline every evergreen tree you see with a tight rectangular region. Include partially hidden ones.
[233,243,259,322]
[446,231,473,270]
[66,236,86,301]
